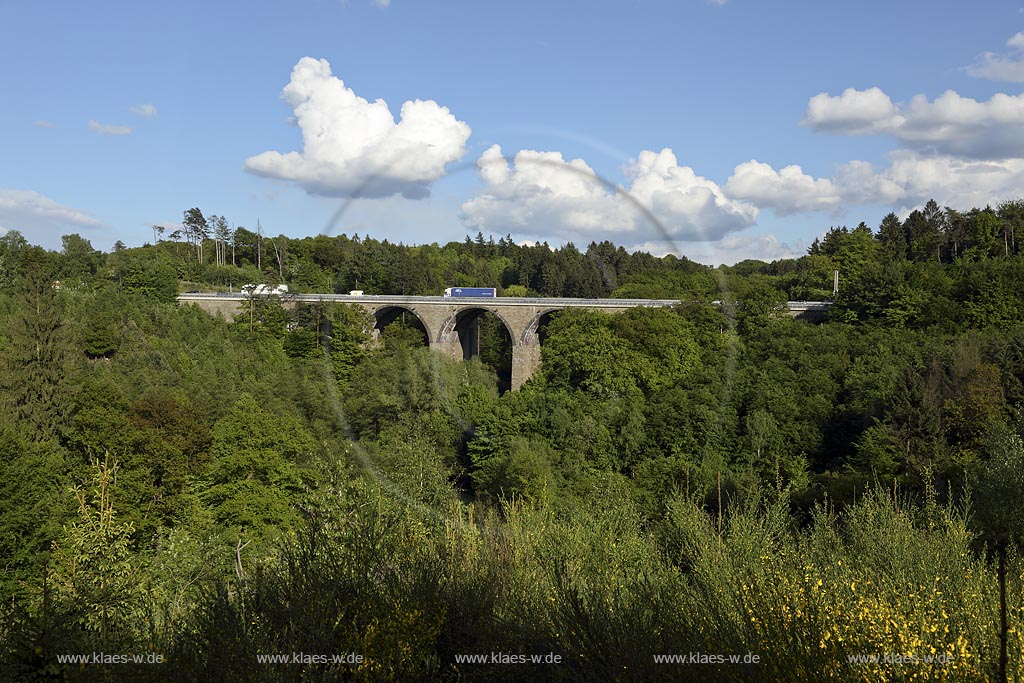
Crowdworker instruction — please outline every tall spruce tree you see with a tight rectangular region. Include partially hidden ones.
[877,212,907,260]
[2,248,72,441]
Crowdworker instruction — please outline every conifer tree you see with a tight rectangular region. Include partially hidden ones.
[1,248,72,441]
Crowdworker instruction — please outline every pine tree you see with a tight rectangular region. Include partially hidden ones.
[183,207,208,263]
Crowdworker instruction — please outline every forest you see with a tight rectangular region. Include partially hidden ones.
[1,197,1024,681]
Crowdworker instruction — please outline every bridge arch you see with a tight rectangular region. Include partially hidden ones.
[438,307,515,347]
[520,308,564,346]
[371,305,431,346]
[440,307,516,391]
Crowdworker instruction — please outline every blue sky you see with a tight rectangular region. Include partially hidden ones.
[3,0,1023,264]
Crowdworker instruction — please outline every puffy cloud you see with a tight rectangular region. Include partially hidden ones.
[791,58,1024,214]
[373,0,391,6]
[966,32,1024,82]
[879,151,1024,209]
[245,57,470,199]
[461,145,757,245]
[625,149,759,239]
[129,103,158,118]
[724,153,1024,218]
[463,145,627,234]
[803,87,900,135]
[803,87,1024,160]
[33,120,55,129]
[0,189,103,247]
[725,160,841,214]
[515,240,554,249]
[88,120,132,135]
[632,234,803,267]
[898,91,1024,158]
[831,160,905,205]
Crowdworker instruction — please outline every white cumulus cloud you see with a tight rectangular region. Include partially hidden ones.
[245,57,471,199]
[461,145,757,245]
[966,32,1024,82]
[785,64,1024,215]
[625,149,759,239]
[0,189,104,247]
[879,151,1024,210]
[88,120,132,136]
[803,87,900,135]
[721,153,1024,218]
[803,87,1024,160]
[632,234,803,267]
[129,103,158,118]
[725,160,841,214]
[831,160,906,205]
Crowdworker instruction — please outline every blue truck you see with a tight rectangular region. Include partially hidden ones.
[444,287,496,298]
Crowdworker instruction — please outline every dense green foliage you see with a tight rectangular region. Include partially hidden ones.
[1,197,1024,680]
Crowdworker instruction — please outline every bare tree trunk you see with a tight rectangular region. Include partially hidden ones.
[256,220,262,271]
[235,538,252,581]
[272,239,284,280]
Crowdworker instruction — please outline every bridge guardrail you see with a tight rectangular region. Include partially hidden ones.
[176,293,832,310]
[177,293,683,307]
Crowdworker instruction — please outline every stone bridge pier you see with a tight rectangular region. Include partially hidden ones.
[380,302,558,390]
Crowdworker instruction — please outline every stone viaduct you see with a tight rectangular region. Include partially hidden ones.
[178,293,830,390]
[179,293,679,390]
